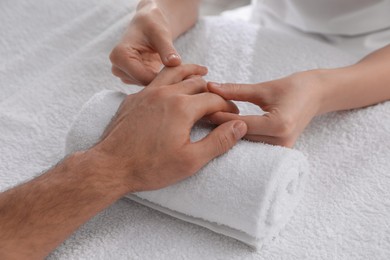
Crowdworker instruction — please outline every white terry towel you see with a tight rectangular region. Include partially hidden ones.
[2,0,390,256]
[65,89,309,248]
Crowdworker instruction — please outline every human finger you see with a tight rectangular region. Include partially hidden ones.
[110,46,157,86]
[244,134,295,148]
[111,66,136,84]
[173,76,208,95]
[191,120,247,168]
[149,29,182,67]
[207,112,288,137]
[150,64,208,87]
[189,93,240,122]
[208,82,264,103]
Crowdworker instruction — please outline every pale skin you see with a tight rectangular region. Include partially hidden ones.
[0,64,247,259]
[110,0,390,147]
[110,0,200,85]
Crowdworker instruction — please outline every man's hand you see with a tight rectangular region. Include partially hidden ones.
[109,0,200,86]
[92,64,247,191]
[0,64,246,259]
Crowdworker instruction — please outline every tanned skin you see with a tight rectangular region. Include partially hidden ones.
[0,65,247,259]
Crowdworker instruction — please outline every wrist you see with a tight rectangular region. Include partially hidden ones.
[137,0,199,39]
[307,67,355,115]
[68,150,133,198]
[135,0,178,39]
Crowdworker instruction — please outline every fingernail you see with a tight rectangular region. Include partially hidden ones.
[167,53,180,62]
[209,82,221,88]
[233,121,247,140]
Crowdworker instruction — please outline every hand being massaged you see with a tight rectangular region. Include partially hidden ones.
[0,64,248,259]
[95,64,247,191]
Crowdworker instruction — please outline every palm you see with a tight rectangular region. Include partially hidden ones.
[131,44,162,75]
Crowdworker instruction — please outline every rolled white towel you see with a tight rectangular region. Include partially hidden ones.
[65,89,309,248]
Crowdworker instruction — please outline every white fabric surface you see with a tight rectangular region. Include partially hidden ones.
[252,0,390,35]
[65,90,309,248]
[250,0,390,58]
[1,0,390,259]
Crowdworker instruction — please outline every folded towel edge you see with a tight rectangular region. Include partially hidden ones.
[124,195,261,249]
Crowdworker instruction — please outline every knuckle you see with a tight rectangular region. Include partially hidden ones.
[153,87,168,98]
[184,77,198,85]
[111,66,121,77]
[170,95,188,110]
[197,77,207,86]
[229,83,241,95]
[109,45,124,63]
[145,87,168,102]
[275,117,294,136]
[187,77,206,87]
[216,133,233,154]
[172,64,203,80]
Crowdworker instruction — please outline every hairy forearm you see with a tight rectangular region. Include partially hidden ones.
[139,0,201,39]
[317,44,390,114]
[0,151,128,259]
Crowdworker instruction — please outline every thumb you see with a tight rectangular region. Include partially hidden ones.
[150,33,181,67]
[193,120,247,165]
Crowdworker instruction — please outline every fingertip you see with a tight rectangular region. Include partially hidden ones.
[232,120,247,140]
[200,65,208,75]
[164,53,182,67]
[190,64,208,76]
[196,119,243,161]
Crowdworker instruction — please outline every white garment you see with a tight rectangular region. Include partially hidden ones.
[251,0,390,57]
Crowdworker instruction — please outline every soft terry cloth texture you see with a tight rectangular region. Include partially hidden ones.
[65,90,309,248]
[1,0,390,258]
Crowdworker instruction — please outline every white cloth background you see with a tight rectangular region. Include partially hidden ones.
[250,0,390,57]
[1,0,390,259]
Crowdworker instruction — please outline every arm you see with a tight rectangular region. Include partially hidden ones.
[152,0,201,39]
[0,152,127,260]
[318,44,390,114]
[0,64,246,259]
[110,0,201,85]
[207,44,390,147]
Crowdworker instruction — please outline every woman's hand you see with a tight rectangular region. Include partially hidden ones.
[92,64,246,192]
[207,44,390,148]
[110,1,181,86]
[207,71,324,148]
[109,0,201,86]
